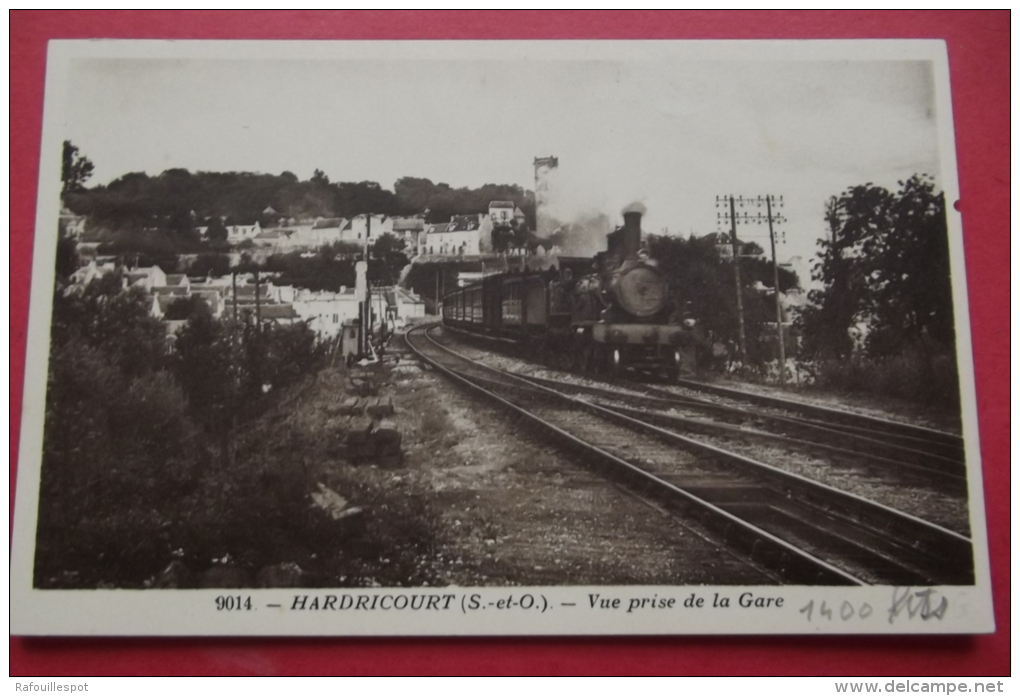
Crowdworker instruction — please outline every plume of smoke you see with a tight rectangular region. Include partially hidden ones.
[621,201,647,216]
[546,212,613,257]
[534,159,647,256]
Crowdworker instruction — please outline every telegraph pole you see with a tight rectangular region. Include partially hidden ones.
[727,195,747,362]
[231,270,239,342]
[765,195,787,385]
[363,213,372,357]
[717,193,788,382]
[254,268,262,335]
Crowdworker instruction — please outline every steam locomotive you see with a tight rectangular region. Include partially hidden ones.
[441,207,702,378]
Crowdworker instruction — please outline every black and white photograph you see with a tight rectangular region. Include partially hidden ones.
[10,40,993,635]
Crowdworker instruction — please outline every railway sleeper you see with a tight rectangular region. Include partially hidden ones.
[409,331,859,586]
[561,396,975,585]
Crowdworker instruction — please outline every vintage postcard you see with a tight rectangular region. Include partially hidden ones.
[11,39,993,635]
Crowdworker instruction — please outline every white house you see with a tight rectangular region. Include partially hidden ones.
[487,202,527,227]
[125,265,168,291]
[164,273,190,290]
[308,217,346,246]
[287,286,362,339]
[422,214,489,256]
[340,214,393,245]
[227,221,262,243]
[488,201,515,225]
[387,286,426,326]
[420,222,450,256]
[69,259,116,285]
[391,216,425,253]
[59,208,87,239]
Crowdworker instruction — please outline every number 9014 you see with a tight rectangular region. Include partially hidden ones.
[215,595,253,611]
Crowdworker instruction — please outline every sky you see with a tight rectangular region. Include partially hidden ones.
[64,51,942,277]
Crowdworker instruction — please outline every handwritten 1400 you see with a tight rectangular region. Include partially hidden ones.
[800,588,948,624]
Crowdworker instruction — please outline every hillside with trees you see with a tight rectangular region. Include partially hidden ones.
[63,164,535,244]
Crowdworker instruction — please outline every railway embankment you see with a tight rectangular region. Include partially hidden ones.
[152,331,774,588]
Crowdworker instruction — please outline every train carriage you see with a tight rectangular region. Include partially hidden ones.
[442,206,703,378]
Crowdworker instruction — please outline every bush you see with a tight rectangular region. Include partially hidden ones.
[36,344,202,588]
[802,348,960,408]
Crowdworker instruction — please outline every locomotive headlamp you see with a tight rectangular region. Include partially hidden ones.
[683,318,697,328]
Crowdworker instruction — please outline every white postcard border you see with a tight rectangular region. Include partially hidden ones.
[10,38,995,636]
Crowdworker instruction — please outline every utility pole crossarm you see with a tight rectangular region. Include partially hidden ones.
[717,193,788,381]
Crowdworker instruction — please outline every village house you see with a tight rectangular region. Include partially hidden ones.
[282,286,362,339]
[385,286,426,327]
[152,285,190,303]
[488,201,514,225]
[125,265,168,291]
[252,228,287,248]
[488,201,527,228]
[226,221,262,244]
[59,208,87,239]
[250,217,350,252]
[391,216,425,254]
[306,217,346,246]
[165,273,190,290]
[340,214,393,245]
[69,259,116,286]
[252,303,301,327]
[420,222,450,256]
[422,214,489,256]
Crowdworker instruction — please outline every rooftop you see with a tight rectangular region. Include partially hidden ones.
[448,215,481,232]
[153,286,190,297]
[258,304,300,320]
[312,217,344,230]
[392,217,425,232]
[425,222,453,235]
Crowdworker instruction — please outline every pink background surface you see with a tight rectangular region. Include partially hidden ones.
[10,11,1009,676]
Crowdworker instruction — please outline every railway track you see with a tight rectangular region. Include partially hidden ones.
[438,327,969,508]
[406,324,975,586]
[671,377,965,462]
[512,374,967,487]
[444,324,964,464]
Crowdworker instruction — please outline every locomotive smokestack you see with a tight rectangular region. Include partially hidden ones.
[620,202,646,258]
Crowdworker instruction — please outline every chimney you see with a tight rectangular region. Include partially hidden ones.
[620,210,642,258]
[607,203,646,262]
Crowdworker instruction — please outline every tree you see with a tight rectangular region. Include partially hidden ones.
[865,175,955,355]
[51,273,168,377]
[164,295,213,321]
[61,141,95,194]
[204,217,229,243]
[648,233,799,367]
[372,231,406,257]
[368,232,411,286]
[798,175,953,359]
[172,309,236,458]
[188,253,231,278]
[55,227,78,280]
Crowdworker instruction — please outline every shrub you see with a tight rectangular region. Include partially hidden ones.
[803,347,960,408]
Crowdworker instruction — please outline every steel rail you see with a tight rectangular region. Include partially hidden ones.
[409,325,975,585]
[672,377,964,449]
[406,325,862,586]
[515,374,967,479]
[443,324,964,461]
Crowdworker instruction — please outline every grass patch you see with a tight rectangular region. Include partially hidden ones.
[800,349,960,408]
